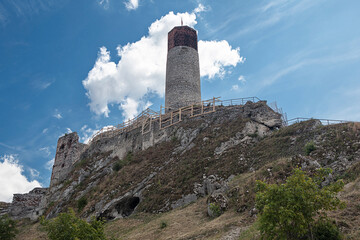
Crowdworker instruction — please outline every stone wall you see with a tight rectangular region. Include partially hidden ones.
[165,46,201,111]
[8,187,48,220]
[50,132,86,188]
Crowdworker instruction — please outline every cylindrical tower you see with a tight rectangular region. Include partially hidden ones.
[165,26,201,111]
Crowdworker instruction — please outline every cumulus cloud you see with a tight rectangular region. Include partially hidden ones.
[125,0,139,10]
[83,6,244,119]
[198,40,245,79]
[0,155,41,202]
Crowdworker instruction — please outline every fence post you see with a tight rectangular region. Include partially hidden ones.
[213,97,215,112]
[160,105,162,129]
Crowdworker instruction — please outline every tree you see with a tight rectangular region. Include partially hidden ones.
[255,168,345,240]
[0,214,18,240]
[40,208,107,240]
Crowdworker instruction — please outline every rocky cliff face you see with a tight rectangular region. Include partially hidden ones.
[5,101,360,226]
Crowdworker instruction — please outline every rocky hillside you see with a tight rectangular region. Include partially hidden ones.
[5,101,360,239]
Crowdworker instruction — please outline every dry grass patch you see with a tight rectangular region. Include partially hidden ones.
[105,198,250,240]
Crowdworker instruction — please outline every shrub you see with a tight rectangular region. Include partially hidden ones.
[313,218,342,240]
[159,220,167,229]
[112,152,133,172]
[305,141,316,155]
[40,208,107,240]
[77,196,88,212]
[209,203,222,217]
[0,214,18,240]
[255,168,345,240]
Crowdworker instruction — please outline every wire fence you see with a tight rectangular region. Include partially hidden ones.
[285,117,351,126]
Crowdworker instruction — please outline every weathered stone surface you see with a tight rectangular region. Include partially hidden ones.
[207,192,228,217]
[8,187,48,220]
[50,132,86,188]
[165,46,201,111]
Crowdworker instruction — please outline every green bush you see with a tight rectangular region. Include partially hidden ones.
[305,141,316,155]
[0,214,18,240]
[77,196,88,212]
[209,203,222,217]
[40,208,107,240]
[313,218,342,240]
[255,168,345,240]
[112,152,133,172]
[112,161,123,171]
[159,220,168,229]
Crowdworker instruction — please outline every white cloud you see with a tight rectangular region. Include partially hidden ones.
[124,0,139,11]
[32,80,54,90]
[238,75,246,83]
[66,128,72,134]
[83,7,244,119]
[79,125,116,144]
[198,40,245,79]
[53,109,62,119]
[42,128,48,134]
[45,158,54,171]
[39,147,51,157]
[29,168,40,178]
[98,0,109,9]
[0,155,41,202]
[193,3,207,13]
[231,84,239,91]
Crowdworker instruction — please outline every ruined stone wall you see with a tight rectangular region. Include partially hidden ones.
[8,187,48,220]
[165,46,201,111]
[50,132,86,188]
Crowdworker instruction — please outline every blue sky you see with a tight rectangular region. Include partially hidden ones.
[0,0,360,202]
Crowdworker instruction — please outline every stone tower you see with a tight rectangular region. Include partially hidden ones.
[50,132,85,188]
[165,26,201,111]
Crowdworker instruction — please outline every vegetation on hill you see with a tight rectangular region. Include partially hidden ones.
[256,168,345,239]
[11,119,360,239]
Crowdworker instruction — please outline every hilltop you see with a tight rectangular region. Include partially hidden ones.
[3,100,360,239]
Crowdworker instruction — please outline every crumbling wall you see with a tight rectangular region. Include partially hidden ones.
[8,187,48,220]
[50,132,86,188]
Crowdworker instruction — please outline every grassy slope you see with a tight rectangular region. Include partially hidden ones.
[15,121,360,239]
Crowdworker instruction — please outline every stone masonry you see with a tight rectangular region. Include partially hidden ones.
[50,132,86,188]
[165,26,201,111]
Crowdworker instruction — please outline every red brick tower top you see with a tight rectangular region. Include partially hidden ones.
[167,26,198,51]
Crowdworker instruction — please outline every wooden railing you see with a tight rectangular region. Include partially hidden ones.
[88,96,262,143]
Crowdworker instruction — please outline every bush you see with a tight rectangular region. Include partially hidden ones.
[255,168,345,240]
[0,214,18,240]
[159,220,167,229]
[77,196,88,212]
[209,203,222,217]
[40,208,107,240]
[112,152,133,172]
[313,218,342,240]
[305,141,316,155]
